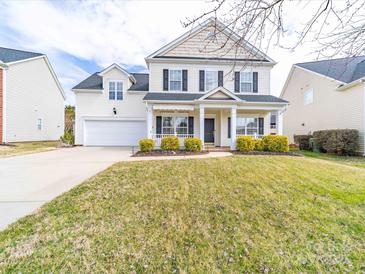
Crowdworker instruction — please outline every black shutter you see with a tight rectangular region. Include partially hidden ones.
[163,69,168,91]
[218,71,223,87]
[258,117,264,135]
[228,117,231,138]
[199,70,205,92]
[156,116,162,137]
[188,117,194,135]
[234,72,240,93]
[182,70,188,91]
[253,72,258,93]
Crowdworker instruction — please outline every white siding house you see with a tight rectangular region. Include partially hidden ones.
[73,18,288,148]
[0,47,65,143]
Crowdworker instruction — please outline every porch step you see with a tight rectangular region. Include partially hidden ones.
[205,146,231,152]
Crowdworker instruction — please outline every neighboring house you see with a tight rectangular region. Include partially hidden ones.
[0,47,65,143]
[72,18,288,149]
[281,56,365,154]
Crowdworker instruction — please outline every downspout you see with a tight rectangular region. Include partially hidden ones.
[363,81,365,155]
[0,62,8,144]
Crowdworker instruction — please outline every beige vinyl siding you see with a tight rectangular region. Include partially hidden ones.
[282,67,364,153]
[74,67,147,145]
[149,62,271,94]
[5,57,64,142]
[162,25,255,59]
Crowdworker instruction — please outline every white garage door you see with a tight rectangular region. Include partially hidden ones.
[84,120,146,146]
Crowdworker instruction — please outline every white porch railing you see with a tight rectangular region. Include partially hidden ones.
[152,133,195,146]
[236,133,264,139]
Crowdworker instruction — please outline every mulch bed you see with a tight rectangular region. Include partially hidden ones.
[133,150,209,157]
[233,151,302,156]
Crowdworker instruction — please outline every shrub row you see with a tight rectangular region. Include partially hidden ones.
[139,137,202,152]
[293,129,360,155]
[313,129,359,155]
[236,135,289,153]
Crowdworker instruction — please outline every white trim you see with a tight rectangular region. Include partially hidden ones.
[98,63,136,84]
[82,116,146,122]
[5,55,66,100]
[146,17,275,63]
[363,83,365,155]
[72,89,103,93]
[146,57,276,66]
[198,86,241,101]
[153,104,194,111]
[336,78,365,91]
[2,68,7,143]
[280,65,344,98]
[5,55,45,66]
[168,68,183,91]
[239,71,253,93]
[107,79,124,101]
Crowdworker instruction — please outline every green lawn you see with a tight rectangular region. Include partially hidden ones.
[1,156,365,272]
[301,150,365,169]
[0,141,61,158]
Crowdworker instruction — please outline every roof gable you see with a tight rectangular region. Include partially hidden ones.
[98,63,136,83]
[198,87,241,101]
[147,18,274,63]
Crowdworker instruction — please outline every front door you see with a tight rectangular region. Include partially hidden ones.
[204,118,215,143]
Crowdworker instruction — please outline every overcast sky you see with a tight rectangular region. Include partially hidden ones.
[0,0,322,105]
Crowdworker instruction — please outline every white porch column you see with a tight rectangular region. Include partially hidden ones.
[199,106,205,148]
[230,107,237,150]
[278,110,284,135]
[146,104,153,139]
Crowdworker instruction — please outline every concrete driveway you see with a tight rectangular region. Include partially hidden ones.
[0,147,133,230]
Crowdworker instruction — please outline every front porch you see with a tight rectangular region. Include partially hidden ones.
[147,104,283,150]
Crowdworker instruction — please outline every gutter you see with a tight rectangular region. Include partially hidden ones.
[336,78,365,91]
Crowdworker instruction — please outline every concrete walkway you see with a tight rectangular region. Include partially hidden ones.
[0,147,231,230]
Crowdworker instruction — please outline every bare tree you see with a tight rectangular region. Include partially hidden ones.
[183,0,365,59]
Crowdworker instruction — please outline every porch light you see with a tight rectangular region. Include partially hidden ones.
[113,107,117,115]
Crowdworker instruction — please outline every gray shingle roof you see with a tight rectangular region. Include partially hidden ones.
[129,73,149,91]
[72,71,149,91]
[143,92,288,103]
[73,72,102,90]
[0,47,44,63]
[296,56,365,83]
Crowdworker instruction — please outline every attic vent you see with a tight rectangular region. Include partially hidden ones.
[206,31,217,43]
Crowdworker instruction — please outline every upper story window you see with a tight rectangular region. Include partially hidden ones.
[304,89,313,105]
[240,71,253,93]
[169,70,182,91]
[37,118,42,130]
[270,113,277,129]
[109,80,123,100]
[205,71,218,91]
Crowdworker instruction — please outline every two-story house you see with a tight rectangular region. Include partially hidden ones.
[72,18,288,149]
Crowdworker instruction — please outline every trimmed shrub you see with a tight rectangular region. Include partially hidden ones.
[139,139,155,152]
[236,136,255,151]
[253,138,264,151]
[294,134,313,151]
[184,138,202,152]
[60,130,74,145]
[262,135,289,152]
[313,129,359,155]
[161,136,179,151]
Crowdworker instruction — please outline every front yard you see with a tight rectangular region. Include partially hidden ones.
[0,141,61,158]
[1,156,365,272]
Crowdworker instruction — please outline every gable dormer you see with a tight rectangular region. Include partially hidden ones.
[146,18,275,63]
